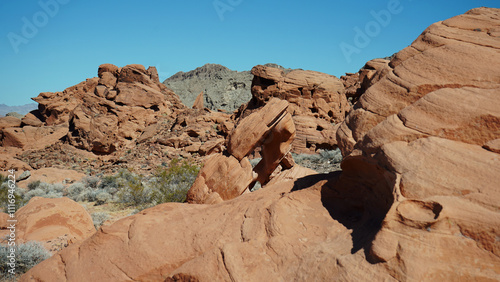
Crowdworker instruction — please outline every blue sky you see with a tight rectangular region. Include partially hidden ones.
[1,0,498,106]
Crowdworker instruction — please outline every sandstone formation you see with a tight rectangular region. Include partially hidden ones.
[341,58,390,103]
[15,197,95,242]
[335,6,500,279]
[187,98,296,204]
[31,64,186,154]
[238,64,349,153]
[18,8,500,281]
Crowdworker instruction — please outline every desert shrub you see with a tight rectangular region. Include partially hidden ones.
[0,182,25,213]
[150,159,200,204]
[0,241,51,277]
[23,183,65,202]
[116,170,151,206]
[91,212,110,229]
[95,191,112,205]
[0,174,6,184]
[67,182,86,199]
[27,180,41,190]
[23,188,47,202]
[292,148,343,173]
[82,176,100,189]
[76,189,98,202]
[67,182,99,202]
[319,148,342,163]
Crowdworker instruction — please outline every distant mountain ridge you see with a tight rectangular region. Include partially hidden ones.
[163,63,289,112]
[0,103,37,117]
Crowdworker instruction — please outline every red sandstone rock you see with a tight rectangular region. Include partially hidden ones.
[15,197,95,243]
[186,154,253,204]
[1,125,68,150]
[228,98,290,160]
[30,64,187,154]
[192,91,204,110]
[238,65,348,153]
[19,8,500,281]
[0,116,22,129]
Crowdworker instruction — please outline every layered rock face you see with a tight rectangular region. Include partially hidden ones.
[335,6,500,279]
[21,8,500,281]
[240,65,349,153]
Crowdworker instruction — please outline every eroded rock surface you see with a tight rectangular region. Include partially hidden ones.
[239,64,348,153]
[15,197,95,243]
[187,98,296,204]
[19,8,500,281]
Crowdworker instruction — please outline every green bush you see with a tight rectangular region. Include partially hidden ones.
[0,182,25,213]
[27,180,41,190]
[116,169,151,207]
[150,159,200,204]
[0,241,51,277]
[95,191,112,205]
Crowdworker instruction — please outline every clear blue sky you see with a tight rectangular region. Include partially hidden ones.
[1,0,498,106]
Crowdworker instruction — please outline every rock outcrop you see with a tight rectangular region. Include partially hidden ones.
[30,64,186,154]
[19,8,500,281]
[335,6,500,280]
[238,64,349,153]
[164,64,253,113]
[187,98,296,204]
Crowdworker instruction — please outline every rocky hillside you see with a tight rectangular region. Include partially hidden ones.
[163,63,292,113]
[18,7,500,281]
[163,63,252,112]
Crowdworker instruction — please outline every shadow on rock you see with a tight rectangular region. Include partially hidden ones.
[314,156,395,260]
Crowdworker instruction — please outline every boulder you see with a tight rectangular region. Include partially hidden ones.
[186,154,253,204]
[250,65,349,124]
[188,98,297,203]
[228,98,290,160]
[0,116,21,129]
[21,112,43,127]
[1,125,68,150]
[15,197,95,243]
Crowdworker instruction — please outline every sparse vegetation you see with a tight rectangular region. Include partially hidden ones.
[91,212,110,229]
[292,148,343,174]
[0,241,51,278]
[150,159,200,204]
[0,160,200,214]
